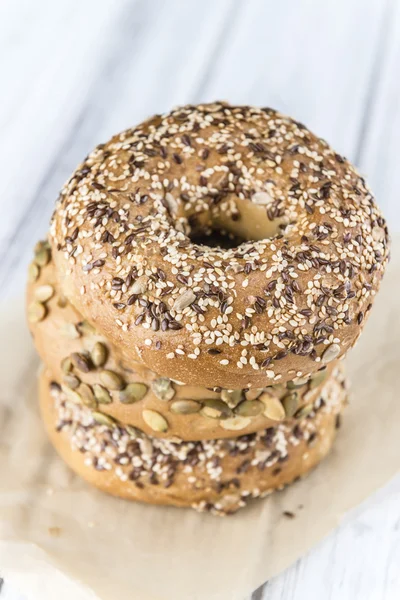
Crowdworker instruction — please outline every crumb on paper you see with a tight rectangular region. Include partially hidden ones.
[46,487,54,496]
[88,521,95,528]
[283,511,295,519]
[48,526,62,537]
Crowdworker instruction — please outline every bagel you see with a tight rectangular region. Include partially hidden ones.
[27,247,338,440]
[40,366,347,514]
[49,102,390,389]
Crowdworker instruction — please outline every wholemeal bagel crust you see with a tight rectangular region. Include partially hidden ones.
[40,368,346,514]
[50,102,390,389]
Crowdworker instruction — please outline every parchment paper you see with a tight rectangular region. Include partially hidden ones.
[0,241,399,600]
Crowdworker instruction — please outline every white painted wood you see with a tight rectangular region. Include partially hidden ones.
[0,1,399,599]
[355,0,400,229]
[194,0,387,158]
[259,478,400,600]
[0,580,24,600]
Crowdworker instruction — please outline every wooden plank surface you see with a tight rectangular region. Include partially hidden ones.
[0,0,399,598]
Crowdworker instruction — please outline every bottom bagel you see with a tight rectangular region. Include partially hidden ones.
[39,367,347,515]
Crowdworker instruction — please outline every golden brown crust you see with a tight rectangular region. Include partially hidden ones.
[48,102,389,389]
[40,368,346,514]
[28,255,339,440]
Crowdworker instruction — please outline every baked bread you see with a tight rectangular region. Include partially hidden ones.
[28,250,339,440]
[27,101,390,514]
[40,366,347,515]
[48,102,390,389]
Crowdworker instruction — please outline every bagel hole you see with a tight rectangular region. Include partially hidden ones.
[190,228,247,250]
[187,200,282,249]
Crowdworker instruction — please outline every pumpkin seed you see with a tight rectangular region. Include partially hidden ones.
[164,192,179,215]
[173,289,196,312]
[126,425,142,438]
[119,383,148,404]
[287,376,309,389]
[99,370,125,390]
[169,435,183,443]
[270,384,286,398]
[139,437,154,455]
[130,276,148,295]
[34,284,54,302]
[61,357,73,374]
[34,247,51,267]
[244,388,264,401]
[91,342,108,367]
[93,384,112,404]
[252,191,273,205]
[200,399,233,420]
[71,352,92,373]
[372,225,385,241]
[151,378,175,401]
[220,416,251,431]
[235,400,263,417]
[260,393,285,421]
[61,385,82,405]
[28,262,40,283]
[300,389,314,405]
[171,378,185,385]
[170,400,202,414]
[142,409,168,432]
[220,389,243,408]
[321,343,340,363]
[282,392,299,417]
[77,320,96,335]
[63,374,80,390]
[79,383,97,409]
[309,369,328,389]
[60,323,80,339]
[34,239,50,254]
[118,361,135,374]
[92,411,117,427]
[28,301,46,323]
[295,403,314,419]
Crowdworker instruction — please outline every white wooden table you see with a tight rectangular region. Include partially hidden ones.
[0,1,399,598]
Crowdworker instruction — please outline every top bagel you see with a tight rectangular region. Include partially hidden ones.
[50,102,390,389]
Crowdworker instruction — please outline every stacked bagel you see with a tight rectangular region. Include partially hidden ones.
[27,103,389,514]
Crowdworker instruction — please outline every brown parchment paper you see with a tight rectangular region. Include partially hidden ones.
[0,241,399,600]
